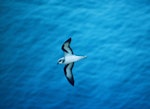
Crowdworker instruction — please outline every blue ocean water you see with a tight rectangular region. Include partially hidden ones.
[0,0,150,109]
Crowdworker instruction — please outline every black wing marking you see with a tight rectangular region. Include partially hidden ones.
[62,38,73,55]
[64,63,74,86]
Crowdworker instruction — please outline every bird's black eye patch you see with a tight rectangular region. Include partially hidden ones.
[59,60,62,62]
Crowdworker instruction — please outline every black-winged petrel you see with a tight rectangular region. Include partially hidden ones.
[57,38,86,86]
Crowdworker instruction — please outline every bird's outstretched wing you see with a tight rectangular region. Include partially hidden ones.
[64,62,74,86]
[62,38,73,55]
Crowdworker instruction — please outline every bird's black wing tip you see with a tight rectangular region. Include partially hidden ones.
[66,37,71,43]
[68,79,74,86]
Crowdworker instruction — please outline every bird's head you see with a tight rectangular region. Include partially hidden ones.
[57,57,65,64]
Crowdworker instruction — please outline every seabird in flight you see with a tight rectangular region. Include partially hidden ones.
[57,38,86,86]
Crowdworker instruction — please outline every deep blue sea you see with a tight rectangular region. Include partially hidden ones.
[0,0,150,109]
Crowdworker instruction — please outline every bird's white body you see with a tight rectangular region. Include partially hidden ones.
[64,55,86,64]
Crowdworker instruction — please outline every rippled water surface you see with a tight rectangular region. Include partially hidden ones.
[0,0,150,109]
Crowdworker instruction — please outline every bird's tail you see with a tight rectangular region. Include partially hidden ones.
[84,56,87,58]
[82,56,87,59]
[76,55,87,61]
